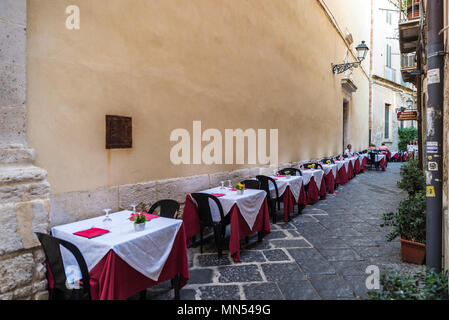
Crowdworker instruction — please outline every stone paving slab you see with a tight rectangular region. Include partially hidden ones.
[136,163,421,300]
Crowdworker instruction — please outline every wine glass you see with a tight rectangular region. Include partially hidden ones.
[220,181,225,190]
[102,208,112,230]
[228,180,232,188]
[131,204,137,214]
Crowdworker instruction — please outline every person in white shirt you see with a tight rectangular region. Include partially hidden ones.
[407,141,415,159]
[344,144,352,157]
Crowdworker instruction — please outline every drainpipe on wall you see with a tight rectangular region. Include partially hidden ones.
[426,0,444,272]
[417,53,423,171]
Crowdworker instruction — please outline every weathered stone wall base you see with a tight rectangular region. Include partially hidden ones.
[49,160,317,227]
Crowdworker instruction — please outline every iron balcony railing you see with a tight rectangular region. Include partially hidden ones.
[399,0,421,23]
[385,66,397,83]
[401,53,417,69]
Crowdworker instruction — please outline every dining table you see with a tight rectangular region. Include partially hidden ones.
[50,210,189,300]
[299,168,326,204]
[321,163,338,194]
[361,153,387,171]
[268,174,307,222]
[334,159,350,185]
[182,186,270,262]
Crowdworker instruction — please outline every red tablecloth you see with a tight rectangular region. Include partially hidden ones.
[182,195,270,262]
[46,223,189,300]
[379,157,387,171]
[336,165,348,185]
[347,161,354,180]
[324,172,335,194]
[403,152,408,161]
[319,176,327,199]
[306,177,320,205]
[361,157,368,172]
[282,185,307,222]
[353,158,361,175]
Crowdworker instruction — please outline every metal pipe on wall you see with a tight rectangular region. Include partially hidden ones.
[426,0,444,272]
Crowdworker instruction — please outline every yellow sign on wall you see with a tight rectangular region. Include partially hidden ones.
[427,186,436,197]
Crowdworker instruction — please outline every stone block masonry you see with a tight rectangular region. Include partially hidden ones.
[0,0,51,300]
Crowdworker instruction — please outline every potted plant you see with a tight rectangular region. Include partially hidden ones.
[235,183,245,195]
[380,159,426,264]
[129,212,150,232]
[368,268,449,300]
[307,164,316,170]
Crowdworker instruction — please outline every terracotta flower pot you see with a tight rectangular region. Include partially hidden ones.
[399,237,426,264]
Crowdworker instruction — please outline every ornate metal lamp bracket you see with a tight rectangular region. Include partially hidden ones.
[331,62,360,75]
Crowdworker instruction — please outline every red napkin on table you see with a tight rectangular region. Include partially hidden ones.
[277,175,286,177]
[143,213,159,221]
[211,193,226,197]
[74,228,110,239]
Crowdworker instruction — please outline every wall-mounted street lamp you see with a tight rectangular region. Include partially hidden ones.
[406,97,414,109]
[332,41,369,74]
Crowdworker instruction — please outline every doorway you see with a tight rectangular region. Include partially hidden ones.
[343,99,350,152]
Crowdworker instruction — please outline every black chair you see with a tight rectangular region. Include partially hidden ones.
[148,199,180,219]
[300,162,323,170]
[35,232,91,300]
[277,168,302,176]
[190,193,230,257]
[367,151,380,170]
[256,175,281,223]
[240,179,260,190]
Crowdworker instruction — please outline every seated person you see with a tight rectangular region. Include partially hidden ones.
[368,144,376,150]
[344,144,353,156]
[379,143,390,152]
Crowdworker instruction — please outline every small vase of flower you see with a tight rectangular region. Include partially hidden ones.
[308,164,316,170]
[235,183,245,195]
[284,171,291,179]
[129,212,149,232]
[326,160,331,164]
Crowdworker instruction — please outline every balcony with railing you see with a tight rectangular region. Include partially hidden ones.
[400,52,417,83]
[385,66,397,83]
[398,0,422,54]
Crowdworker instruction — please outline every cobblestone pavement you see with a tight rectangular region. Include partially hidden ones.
[139,162,421,300]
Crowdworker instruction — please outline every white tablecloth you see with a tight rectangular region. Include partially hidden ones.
[362,153,386,162]
[335,159,350,173]
[268,175,304,203]
[51,210,182,281]
[192,187,266,231]
[300,169,324,189]
[348,156,358,167]
[321,164,338,179]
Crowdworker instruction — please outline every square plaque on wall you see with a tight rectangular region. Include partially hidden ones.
[105,115,132,149]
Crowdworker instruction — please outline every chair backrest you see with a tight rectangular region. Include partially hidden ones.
[240,179,260,190]
[277,168,302,176]
[35,232,91,300]
[191,193,226,226]
[256,175,279,201]
[300,162,323,170]
[320,158,335,164]
[148,199,180,219]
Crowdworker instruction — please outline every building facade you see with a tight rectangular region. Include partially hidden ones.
[370,0,416,152]
[0,0,371,299]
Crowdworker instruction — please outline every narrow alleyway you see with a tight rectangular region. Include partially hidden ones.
[141,163,421,300]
